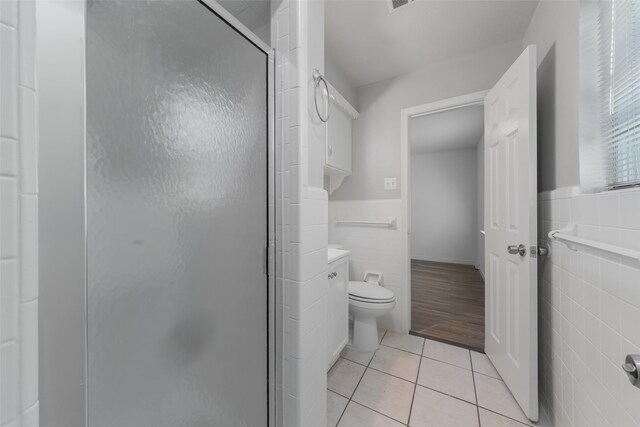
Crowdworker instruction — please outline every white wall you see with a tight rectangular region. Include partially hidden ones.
[329,199,404,332]
[0,0,39,425]
[305,0,327,189]
[330,41,523,201]
[410,148,478,265]
[524,1,640,425]
[476,137,485,276]
[539,188,640,427]
[324,55,357,109]
[522,0,580,192]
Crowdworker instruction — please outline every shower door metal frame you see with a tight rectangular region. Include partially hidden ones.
[38,1,277,426]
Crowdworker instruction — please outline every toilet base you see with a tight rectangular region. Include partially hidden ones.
[352,316,379,351]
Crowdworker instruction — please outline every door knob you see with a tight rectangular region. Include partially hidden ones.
[623,354,640,388]
[507,244,526,256]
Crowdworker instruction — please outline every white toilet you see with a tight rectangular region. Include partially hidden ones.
[348,272,396,351]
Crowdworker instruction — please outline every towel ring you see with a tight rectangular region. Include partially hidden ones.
[313,69,331,123]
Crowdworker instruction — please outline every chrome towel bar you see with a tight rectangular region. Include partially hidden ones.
[548,223,640,262]
[335,217,397,228]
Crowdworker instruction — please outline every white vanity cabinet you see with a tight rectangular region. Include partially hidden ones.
[327,250,349,369]
[323,83,359,195]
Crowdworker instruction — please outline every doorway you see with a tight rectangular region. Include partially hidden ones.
[409,104,485,351]
[399,46,539,422]
[400,91,487,351]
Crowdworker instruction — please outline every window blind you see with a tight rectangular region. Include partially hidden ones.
[597,0,640,188]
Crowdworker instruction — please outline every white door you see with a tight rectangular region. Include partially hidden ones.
[484,45,538,422]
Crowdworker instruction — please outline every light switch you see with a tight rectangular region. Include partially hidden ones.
[384,177,397,190]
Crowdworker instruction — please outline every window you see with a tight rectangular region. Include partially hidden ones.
[596,0,640,188]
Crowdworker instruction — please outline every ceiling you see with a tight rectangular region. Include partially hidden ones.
[217,0,270,34]
[409,105,484,154]
[325,0,539,87]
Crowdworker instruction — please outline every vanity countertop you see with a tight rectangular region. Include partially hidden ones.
[328,248,349,264]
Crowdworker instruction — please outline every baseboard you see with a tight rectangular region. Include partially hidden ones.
[474,264,486,280]
[411,255,477,266]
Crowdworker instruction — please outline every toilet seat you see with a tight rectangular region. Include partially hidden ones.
[348,281,395,303]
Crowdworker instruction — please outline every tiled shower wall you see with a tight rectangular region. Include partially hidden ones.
[0,0,38,426]
[539,187,640,427]
[272,0,329,426]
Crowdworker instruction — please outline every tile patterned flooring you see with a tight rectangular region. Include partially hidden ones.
[327,330,547,427]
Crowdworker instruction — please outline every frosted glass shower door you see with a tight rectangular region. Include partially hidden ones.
[86,1,269,426]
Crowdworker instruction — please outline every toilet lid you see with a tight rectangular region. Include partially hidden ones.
[348,281,395,302]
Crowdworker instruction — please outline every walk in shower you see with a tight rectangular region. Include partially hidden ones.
[39,1,275,426]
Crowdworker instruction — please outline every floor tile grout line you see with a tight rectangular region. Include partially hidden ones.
[356,331,406,422]
[420,353,473,371]
[333,393,349,427]
[333,333,528,427]
[411,329,485,353]
[421,338,480,371]
[471,372,534,426]
[347,400,409,426]
[377,335,487,373]
[470,359,531,425]
[481,407,532,426]
[347,372,410,424]
[353,390,411,425]
[347,366,366,400]
[362,356,480,406]
[328,388,353,401]
[333,367,363,426]
[414,383,478,407]
[327,389,350,425]
[407,338,426,426]
[333,333,530,427]
[366,365,418,385]
[341,353,374,368]
[344,356,477,405]
[379,342,424,357]
[470,350,481,426]
[472,368,502,380]
[334,332,385,427]
[341,331,415,426]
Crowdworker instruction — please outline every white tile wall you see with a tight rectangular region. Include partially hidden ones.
[328,199,405,332]
[0,1,38,426]
[272,0,328,425]
[539,186,640,427]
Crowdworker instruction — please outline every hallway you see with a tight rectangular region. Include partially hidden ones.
[410,260,485,351]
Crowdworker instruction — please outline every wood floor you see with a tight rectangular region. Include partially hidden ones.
[410,260,485,352]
